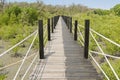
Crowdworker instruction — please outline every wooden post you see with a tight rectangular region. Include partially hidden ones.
[70,17,72,33]
[84,20,90,59]
[47,18,51,41]
[65,16,67,25]
[74,20,78,41]
[52,17,54,33]
[67,17,69,29]
[54,16,56,29]
[38,20,44,59]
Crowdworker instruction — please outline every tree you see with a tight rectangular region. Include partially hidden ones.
[0,0,6,11]
[93,9,110,15]
[111,4,120,16]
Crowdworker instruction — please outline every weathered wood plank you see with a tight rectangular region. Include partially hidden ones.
[30,17,102,80]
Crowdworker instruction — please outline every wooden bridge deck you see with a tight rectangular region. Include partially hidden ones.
[30,17,101,80]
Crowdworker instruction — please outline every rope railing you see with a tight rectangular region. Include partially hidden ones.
[0,16,51,80]
[77,23,120,80]
[78,27,84,42]
[21,53,38,80]
[0,30,37,57]
[13,32,38,80]
[0,52,36,70]
[78,37,84,46]
[90,50,120,59]
[90,29,120,48]
[89,52,110,80]
[78,24,120,48]
[90,31,120,80]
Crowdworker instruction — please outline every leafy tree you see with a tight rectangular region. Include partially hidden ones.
[0,13,9,25]
[5,5,21,18]
[23,7,38,25]
[111,4,120,16]
[93,9,110,15]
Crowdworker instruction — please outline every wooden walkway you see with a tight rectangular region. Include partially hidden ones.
[30,17,101,80]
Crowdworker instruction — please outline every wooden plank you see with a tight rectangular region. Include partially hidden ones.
[30,17,102,80]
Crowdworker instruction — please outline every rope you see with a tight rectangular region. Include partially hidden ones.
[0,30,37,57]
[0,52,36,70]
[78,37,84,46]
[21,53,38,80]
[29,59,39,80]
[90,29,120,47]
[90,50,120,59]
[78,23,120,79]
[72,23,74,34]
[89,52,110,80]
[30,42,50,80]
[78,24,84,28]
[78,24,120,47]
[78,27,84,42]
[13,32,38,80]
[90,31,120,80]
[44,36,48,44]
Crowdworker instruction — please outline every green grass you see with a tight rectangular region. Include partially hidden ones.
[0,74,6,80]
[101,59,120,80]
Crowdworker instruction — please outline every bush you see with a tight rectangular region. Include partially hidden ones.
[111,4,120,16]
[0,74,6,80]
[93,9,110,15]
[101,59,120,80]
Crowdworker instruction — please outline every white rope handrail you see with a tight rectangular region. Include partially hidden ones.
[78,24,120,48]
[78,27,84,42]
[78,23,120,79]
[90,50,120,59]
[78,37,84,46]
[44,36,48,43]
[89,52,110,80]
[13,32,38,80]
[0,52,36,70]
[0,30,37,58]
[78,24,84,28]
[43,24,47,33]
[90,31,120,80]
[30,59,39,80]
[21,54,38,80]
[44,28,47,34]
[90,29,120,48]
[44,31,48,39]
[72,23,74,34]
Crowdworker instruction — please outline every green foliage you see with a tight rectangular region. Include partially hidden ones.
[74,13,120,80]
[0,74,6,80]
[0,13,9,25]
[93,9,110,15]
[25,7,38,25]
[5,5,21,17]
[101,59,120,80]
[111,4,120,16]
[0,2,120,79]
[74,13,120,54]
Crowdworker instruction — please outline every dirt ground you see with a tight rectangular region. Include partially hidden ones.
[0,40,39,80]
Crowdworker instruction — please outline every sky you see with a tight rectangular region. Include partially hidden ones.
[8,0,120,10]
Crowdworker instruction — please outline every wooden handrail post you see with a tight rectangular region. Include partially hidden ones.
[70,17,72,33]
[67,17,69,29]
[38,20,44,59]
[48,18,51,41]
[51,17,54,33]
[84,20,90,59]
[54,16,56,29]
[74,20,78,41]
